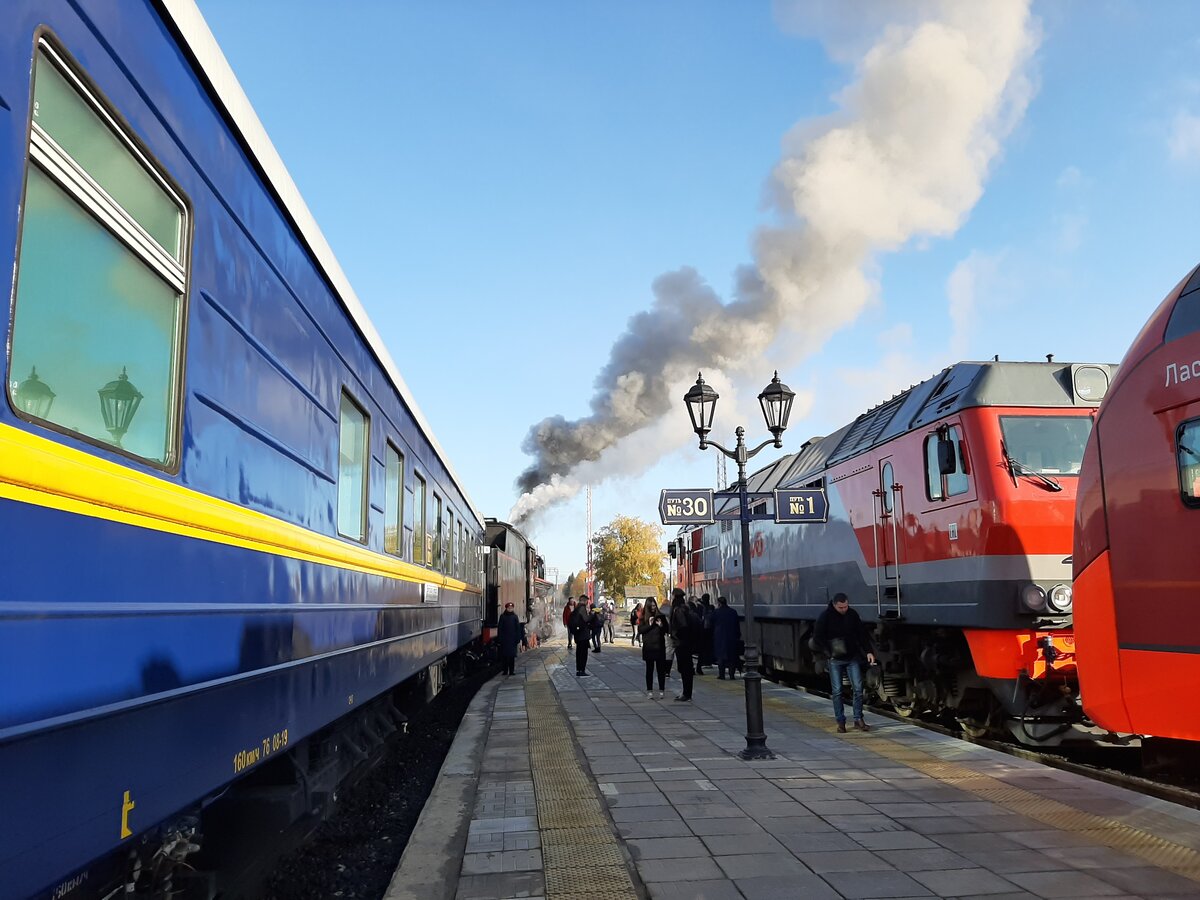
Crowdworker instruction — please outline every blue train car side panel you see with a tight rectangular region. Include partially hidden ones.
[0,2,487,896]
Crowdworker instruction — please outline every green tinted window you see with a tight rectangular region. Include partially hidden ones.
[10,168,180,462]
[337,394,369,542]
[385,444,403,556]
[33,51,181,258]
[413,473,427,565]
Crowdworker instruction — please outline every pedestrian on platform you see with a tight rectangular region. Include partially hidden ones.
[589,602,604,652]
[669,588,698,702]
[569,596,591,676]
[697,594,715,675]
[639,602,670,699]
[630,602,643,646]
[712,596,741,680]
[661,595,675,679]
[563,599,575,649]
[603,601,615,643]
[496,601,527,676]
[813,592,876,733]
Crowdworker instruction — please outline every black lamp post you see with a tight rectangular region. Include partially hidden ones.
[684,371,795,760]
[14,367,56,419]
[98,367,143,448]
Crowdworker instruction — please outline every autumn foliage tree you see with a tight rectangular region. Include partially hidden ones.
[567,570,589,598]
[591,515,666,603]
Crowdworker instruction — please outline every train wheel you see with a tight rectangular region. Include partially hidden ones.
[892,700,919,718]
[956,717,991,739]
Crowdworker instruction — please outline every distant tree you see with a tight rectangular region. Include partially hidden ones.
[591,516,666,603]
[562,572,576,599]
[568,571,589,598]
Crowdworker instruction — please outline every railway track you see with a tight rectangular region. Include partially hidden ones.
[760,671,1200,813]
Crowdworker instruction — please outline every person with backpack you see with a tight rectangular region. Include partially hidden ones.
[669,588,698,701]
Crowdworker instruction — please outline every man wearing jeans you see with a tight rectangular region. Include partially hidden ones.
[813,593,876,733]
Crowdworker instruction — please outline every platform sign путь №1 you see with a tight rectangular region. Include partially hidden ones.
[773,488,829,524]
[658,488,715,525]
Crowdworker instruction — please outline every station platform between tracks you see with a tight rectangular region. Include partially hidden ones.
[385,638,1200,900]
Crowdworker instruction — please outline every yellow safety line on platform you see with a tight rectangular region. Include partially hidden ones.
[712,681,1200,883]
[526,654,638,900]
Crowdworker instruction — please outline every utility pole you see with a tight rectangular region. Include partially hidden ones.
[586,484,594,600]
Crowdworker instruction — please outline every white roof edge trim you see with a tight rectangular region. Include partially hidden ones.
[158,0,485,527]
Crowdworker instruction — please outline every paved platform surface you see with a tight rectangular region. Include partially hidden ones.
[387,637,1200,900]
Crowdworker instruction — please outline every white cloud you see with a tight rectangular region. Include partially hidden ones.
[1168,110,1200,163]
[947,250,1005,358]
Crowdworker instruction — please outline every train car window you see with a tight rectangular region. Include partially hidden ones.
[337,393,369,542]
[433,494,443,571]
[413,473,427,565]
[1177,419,1200,507]
[1165,270,1200,344]
[881,462,895,513]
[448,511,456,574]
[384,443,404,556]
[8,44,188,466]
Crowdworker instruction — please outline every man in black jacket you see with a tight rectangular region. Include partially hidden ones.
[669,588,696,701]
[569,595,592,676]
[813,593,876,733]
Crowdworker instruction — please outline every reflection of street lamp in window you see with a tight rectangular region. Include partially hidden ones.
[15,367,56,419]
[98,367,143,448]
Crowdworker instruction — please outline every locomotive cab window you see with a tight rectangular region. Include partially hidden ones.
[925,425,970,500]
[1177,419,1200,506]
[999,416,1091,477]
[337,392,369,542]
[8,42,188,466]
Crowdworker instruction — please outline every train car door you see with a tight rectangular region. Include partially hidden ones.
[873,457,904,616]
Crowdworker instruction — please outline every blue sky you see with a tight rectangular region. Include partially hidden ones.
[197,1,1198,583]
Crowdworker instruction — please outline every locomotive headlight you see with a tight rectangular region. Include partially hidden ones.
[1020,584,1047,612]
[1047,583,1073,613]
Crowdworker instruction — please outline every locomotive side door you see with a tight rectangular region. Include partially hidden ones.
[873,457,904,616]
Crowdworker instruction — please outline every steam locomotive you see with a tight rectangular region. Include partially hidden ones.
[1075,262,1200,744]
[0,3,540,897]
[672,359,1121,746]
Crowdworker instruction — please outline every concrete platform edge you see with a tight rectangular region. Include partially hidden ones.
[383,674,501,900]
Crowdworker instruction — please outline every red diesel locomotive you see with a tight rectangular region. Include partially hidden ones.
[1075,263,1200,743]
[674,359,1121,746]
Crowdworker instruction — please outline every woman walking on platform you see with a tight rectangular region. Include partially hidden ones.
[630,602,643,646]
[638,600,670,699]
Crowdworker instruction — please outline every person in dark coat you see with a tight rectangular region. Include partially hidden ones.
[711,596,741,680]
[697,594,714,675]
[630,602,643,646]
[669,588,696,701]
[813,593,876,732]
[638,599,670,699]
[562,599,576,649]
[589,602,604,652]
[496,601,527,676]
[569,596,592,676]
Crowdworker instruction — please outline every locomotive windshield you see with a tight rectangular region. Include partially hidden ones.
[999,416,1092,475]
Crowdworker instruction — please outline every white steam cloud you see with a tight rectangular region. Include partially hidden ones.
[512,0,1039,525]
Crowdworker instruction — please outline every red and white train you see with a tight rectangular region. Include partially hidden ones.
[1075,262,1200,744]
[672,359,1122,746]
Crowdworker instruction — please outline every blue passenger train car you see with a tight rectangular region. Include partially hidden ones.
[0,2,488,896]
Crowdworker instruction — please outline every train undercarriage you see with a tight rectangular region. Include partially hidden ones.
[758,618,1135,749]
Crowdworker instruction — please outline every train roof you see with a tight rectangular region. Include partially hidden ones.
[159,1,484,527]
[485,518,533,553]
[719,360,1117,505]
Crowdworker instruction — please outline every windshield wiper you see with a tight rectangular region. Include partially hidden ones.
[1002,440,1062,491]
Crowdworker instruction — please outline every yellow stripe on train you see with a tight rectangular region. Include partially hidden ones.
[0,422,478,592]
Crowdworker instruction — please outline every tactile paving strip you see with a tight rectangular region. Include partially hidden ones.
[525,655,638,899]
[749,685,1200,883]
